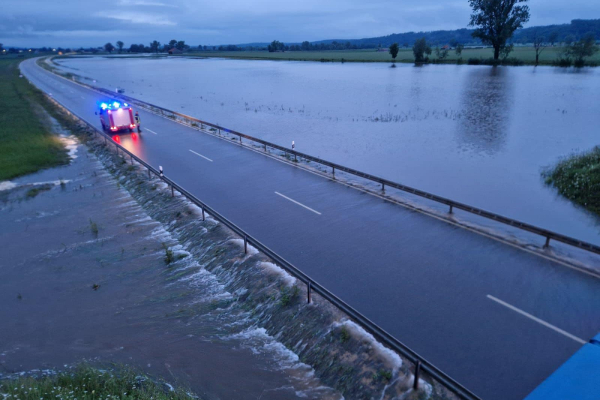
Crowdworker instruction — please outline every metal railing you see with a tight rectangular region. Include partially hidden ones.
[42,90,482,400]
[73,82,600,259]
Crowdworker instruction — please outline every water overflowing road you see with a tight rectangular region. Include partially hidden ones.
[21,58,600,400]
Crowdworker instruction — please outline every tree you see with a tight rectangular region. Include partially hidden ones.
[533,34,545,65]
[168,39,177,49]
[301,41,311,51]
[389,43,399,62]
[116,40,124,53]
[104,42,115,53]
[412,37,432,63]
[434,45,449,60]
[150,40,160,53]
[456,43,464,56]
[567,34,599,67]
[268,40,284,52]
[468,0,530,60]
[176,40,186,50]
[548,31,559,47]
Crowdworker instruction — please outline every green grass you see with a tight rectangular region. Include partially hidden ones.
[545,147,600,216]
[184,46,600,65]
[0,57,69,181]
[0,364,195,400]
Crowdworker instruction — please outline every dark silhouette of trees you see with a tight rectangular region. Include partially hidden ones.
[150,40,160,53]
[104,43,115,53]
[469,0,530,60]
[389,43,399,62]
[116,41,124,53]
[268,40,285,52]
[412,38,432,62]
[533,34,545,65]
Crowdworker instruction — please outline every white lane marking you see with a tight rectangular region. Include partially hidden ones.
[145,128,158,135]
[275,192,321,215]
[189,149,213,162]
[487,295,586,345]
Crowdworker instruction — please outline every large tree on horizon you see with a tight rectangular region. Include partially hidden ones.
[468,0,530,60]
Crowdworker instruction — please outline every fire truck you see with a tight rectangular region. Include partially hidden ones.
[96,101,137,134]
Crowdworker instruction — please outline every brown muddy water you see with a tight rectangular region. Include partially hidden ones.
[0,135,341,399]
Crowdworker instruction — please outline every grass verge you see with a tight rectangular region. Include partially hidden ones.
[0,364,194,400]
[182,46,600,66]
[0,57,69,181]
[544,147,600,216]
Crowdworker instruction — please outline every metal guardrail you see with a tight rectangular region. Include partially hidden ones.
[76,83,600,258]
[42,89,482,400]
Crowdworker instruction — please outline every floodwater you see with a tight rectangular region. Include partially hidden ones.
[0,137,340,400]
[57,57,600,245]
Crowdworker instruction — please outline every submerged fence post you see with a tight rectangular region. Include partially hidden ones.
[544,236,551,248]
[449,205,453,214]
[413,360,421,390]
[307,281,312,304]
[382,183,385,192]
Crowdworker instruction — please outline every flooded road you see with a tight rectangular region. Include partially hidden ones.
[57,56,600,245]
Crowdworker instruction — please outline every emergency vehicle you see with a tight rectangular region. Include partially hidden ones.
[96,101,137,134]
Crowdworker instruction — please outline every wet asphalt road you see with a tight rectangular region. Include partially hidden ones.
[20,58,600,400]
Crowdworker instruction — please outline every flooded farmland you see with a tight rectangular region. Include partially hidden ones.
[56,56,600,244]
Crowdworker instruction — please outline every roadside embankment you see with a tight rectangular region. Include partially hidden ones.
[0,57,68,180]
[544,147,600,217]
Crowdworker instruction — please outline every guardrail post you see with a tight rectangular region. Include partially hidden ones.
[171,185,174,197]
[264,144,267,152]
[147,168,151,180]
[382,183,385,192]
[202,207,205,221]
[294,153,297,162]
[449,205,453,214]
[244,236,248,254]
[130,155,133,165]
[332,167,335,178]
[307,282,312,304]
[413,360,421,390]
[239,135,243,145]
[218,128,221,136]
[544,237,551,248]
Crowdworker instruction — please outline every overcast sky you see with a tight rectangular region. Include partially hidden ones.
[1,0,598,48]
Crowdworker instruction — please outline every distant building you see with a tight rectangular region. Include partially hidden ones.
[168,48,183,55]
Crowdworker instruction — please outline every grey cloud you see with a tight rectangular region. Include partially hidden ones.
[0,0,597,47]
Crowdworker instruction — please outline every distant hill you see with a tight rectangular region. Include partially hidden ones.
[234,19,600,49]
[312,19,600,47]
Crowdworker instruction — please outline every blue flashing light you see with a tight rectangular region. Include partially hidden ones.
[124,103,128,107]
[113,102,120,108]
[100,103,108,110]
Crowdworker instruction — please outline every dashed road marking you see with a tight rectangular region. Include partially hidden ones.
[487,295,586,344]
[189,149,213,162]
[275,192,321,215]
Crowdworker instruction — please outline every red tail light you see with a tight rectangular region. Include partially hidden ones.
[113,135,121,143]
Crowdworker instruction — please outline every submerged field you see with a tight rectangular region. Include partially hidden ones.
[185,46,600,65]
[0,56,68,181]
